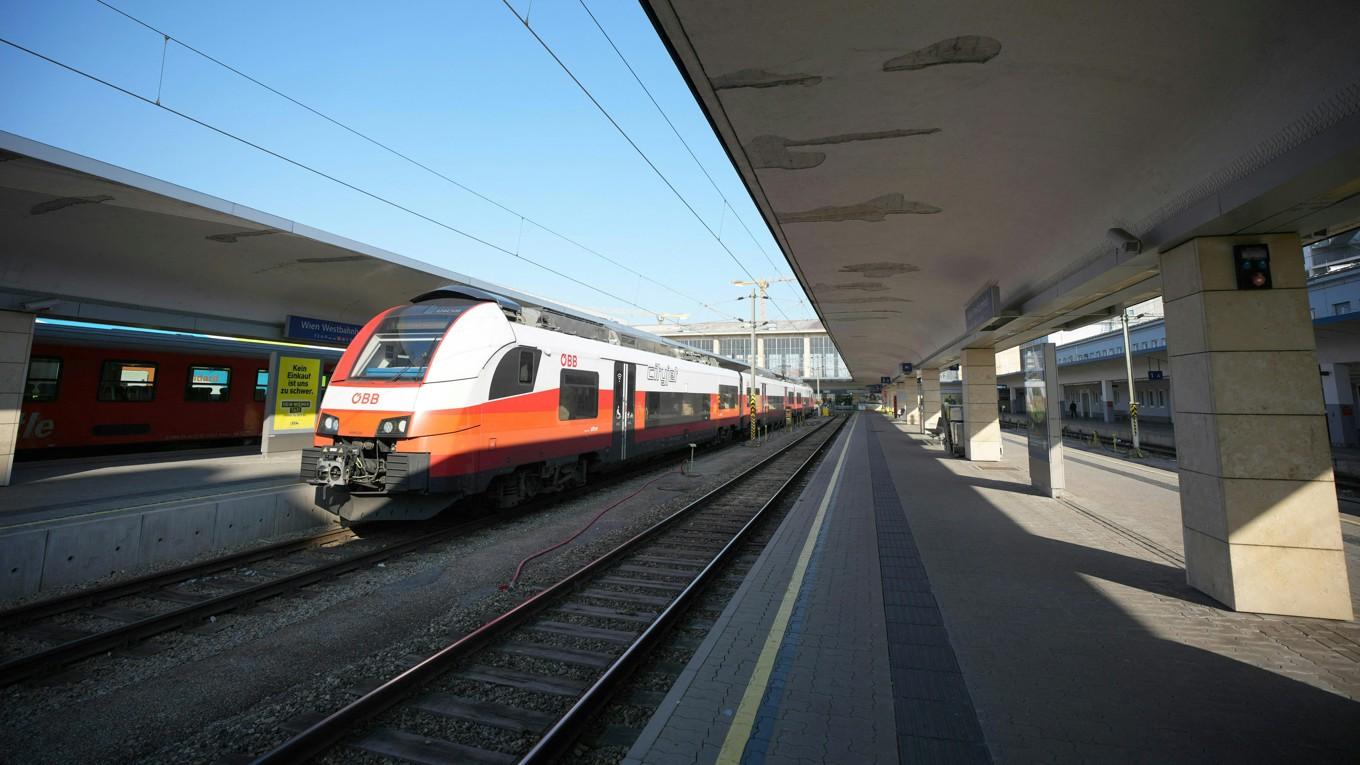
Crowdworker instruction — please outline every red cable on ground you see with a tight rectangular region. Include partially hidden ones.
[499,465,683,591]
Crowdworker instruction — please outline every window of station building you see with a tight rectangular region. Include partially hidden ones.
[98,361,157,402]
[719,337,751,363]
[678,337,712,351]
[558,369,598,420]
[489,347,541,400]
[1157,390,1165,407]
[185,366,231,402]
[1334,301,1352,316]
[255,369,268,402]
[645,391,711,426]
[764,336,803,377]
[808,336,848,378]
[718,384,739,409]
[24,357,61,402]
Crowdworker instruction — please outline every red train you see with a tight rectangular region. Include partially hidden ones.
[16,322,339,456]
[306,286,816,522]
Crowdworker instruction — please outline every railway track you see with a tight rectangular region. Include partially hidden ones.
[0,420,820,689]
[247,415,847,765]
[0,520,489,687]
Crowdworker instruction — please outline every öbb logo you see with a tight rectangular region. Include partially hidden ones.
[351,392,381,406]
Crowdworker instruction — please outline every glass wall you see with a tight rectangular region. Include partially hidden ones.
[764,336,804,378]
[677,336,713,351]
[718,337,752,364]
[808,336,850,378]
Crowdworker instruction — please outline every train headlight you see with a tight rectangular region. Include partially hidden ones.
[377,416,409,437]
[317,414,340,435]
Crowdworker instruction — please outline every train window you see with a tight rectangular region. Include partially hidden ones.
[718,384,738,409]
[489,346,541,399]
[518,350,535,384]
[185,366,231,402]
[98,361,158,402]
[255,369,268,402]
[25,357,61,401]
[645,391,711,426]
[559,369,598,420]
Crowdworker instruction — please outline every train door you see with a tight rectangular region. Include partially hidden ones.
[611,360,636,460]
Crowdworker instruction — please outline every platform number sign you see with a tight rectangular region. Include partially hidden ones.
[1233,244,1272,290]
[880,376,892,384]
[274,356,320,430]
[901,362,913,375]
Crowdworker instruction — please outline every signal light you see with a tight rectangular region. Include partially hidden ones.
[1233,244,1272,290]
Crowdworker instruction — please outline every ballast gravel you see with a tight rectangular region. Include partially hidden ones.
[0,424,825,764]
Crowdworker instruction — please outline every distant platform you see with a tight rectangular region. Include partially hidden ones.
[0,446,333,601]
[625,413,1360,763]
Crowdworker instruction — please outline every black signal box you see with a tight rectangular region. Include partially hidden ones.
[1233,244,1272,289]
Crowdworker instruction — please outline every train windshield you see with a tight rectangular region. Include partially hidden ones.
[348,299,481,381]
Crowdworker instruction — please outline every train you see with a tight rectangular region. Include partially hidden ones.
[16,321,341,456]
[303,286,816,522]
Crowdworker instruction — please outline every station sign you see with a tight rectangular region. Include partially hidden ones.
[285,315,362,346]
[965,284,1000,332]
[1148,370,1164,380]
[900,362,913,375]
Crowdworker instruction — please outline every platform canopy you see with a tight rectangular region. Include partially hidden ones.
[643,0,1360,383]
[0,131,486,342]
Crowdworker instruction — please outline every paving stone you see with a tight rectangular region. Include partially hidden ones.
[625,416,1360,763]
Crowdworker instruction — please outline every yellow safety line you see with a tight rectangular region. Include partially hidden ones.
[715,414,858,764]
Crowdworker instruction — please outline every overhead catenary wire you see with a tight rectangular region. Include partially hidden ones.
[575,0,802,320]
[499,0,805,320]
[90,0,741,326]
[0,35,679,323]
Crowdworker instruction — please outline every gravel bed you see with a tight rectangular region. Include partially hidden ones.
[0,424,831,763]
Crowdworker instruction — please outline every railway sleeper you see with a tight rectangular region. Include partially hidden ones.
[412,692,556,734]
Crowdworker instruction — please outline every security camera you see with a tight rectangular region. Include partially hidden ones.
[1107,228,1142,255]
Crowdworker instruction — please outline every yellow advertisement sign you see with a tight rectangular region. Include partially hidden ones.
[274,356,320,431]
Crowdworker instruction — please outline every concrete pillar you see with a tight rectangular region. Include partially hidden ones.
[756,336,765,369]
[921,369,941,432]
[961,348,1002,461]
[1320,363,1357,446]
[903,382,921,427]
[0,310,35,487]
[802,336,812,378]
[1100,378,1114,422]
[1162,233,1351,620]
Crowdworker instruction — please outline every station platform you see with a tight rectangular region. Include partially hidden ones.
[0,447,332,600]
[625,413,1360,764]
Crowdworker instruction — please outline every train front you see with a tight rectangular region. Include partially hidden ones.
[302,290,516,522]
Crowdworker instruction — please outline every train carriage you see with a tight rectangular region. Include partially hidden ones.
[305,286,813,522]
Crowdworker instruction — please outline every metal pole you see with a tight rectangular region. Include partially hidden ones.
[1121,310,1141,454]
[749,289,758,442]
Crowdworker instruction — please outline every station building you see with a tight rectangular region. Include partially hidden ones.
[632,319,855,386]
[990,230,1360,445]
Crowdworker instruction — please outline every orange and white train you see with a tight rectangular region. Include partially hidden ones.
[303,286,815,522]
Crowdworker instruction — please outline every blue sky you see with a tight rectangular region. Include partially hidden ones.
[0,0,812,326]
